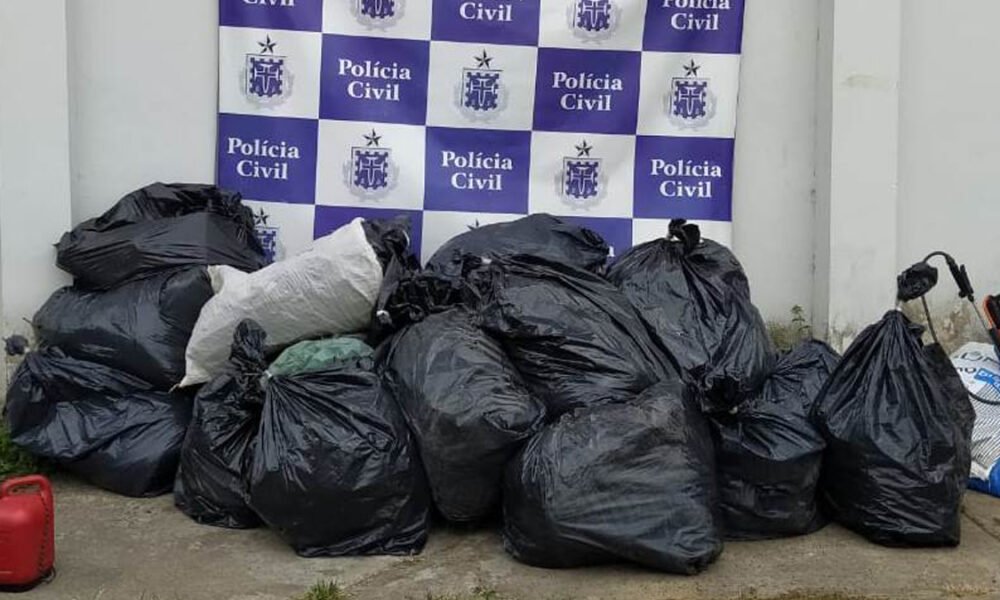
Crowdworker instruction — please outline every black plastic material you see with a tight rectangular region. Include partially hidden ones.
[174,321,267,529]
[56,183,265,289]
[425,214,610,276]
[384,308,546,523]
[712,340,840,540]
[897,261,939,302]
[246,332,429,557]
[362,216,414,272]
[477,255,680,419]
[34,267,213,389]
[607,222,775,412]
[503,381,722,573]
[811,310,975,547]
[4,349,191,497]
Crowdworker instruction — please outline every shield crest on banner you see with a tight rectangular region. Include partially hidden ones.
[343,130,398,200]
[568,0,620,41]
[555,140,606,209]
[351,0,404,29]
[455,50,507,121]
[242,36,293,107]
[667,60,717,129]
[253,208,280,264]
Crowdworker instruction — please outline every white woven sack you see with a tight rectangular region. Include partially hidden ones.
[179,218,381,387]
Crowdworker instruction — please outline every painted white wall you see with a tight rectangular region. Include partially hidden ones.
[67,0,219,222]
[898,0,1000,333]
[0,0,74,336]
[732,0,820,322]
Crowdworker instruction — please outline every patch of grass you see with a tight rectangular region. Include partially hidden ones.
[297,581,350,600]
[768,305,813,352]
[0,423,43,480]
[426,587,506,600]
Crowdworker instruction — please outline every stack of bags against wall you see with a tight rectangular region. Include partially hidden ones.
[607,219,838,541]
[173,217,430,557]
[3,183,267,497]
[376,215,724,574]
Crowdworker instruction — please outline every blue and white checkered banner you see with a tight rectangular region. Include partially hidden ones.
[217,0,745,263]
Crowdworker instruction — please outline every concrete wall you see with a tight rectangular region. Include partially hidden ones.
[5,0,998,350]
[58,0,822,323]
[67,0,219,222]
[897,0,1000,343]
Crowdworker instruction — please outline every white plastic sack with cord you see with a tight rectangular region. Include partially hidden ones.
[179,218,382,387]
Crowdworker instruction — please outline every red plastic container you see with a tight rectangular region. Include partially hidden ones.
[0,475,55,590]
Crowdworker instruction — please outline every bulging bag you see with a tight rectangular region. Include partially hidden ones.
[712,340,839,540]
[811,310,975,547]
[180,218,384,387]
[503,381,722,574]
[384,308,546,523]
[4,349,191,497]
[34,267,212,389]
[56,183,265,289]
[247,345,429,556]
[607,220,774,412]
[174,321,267,529]
[425,214,609,276]
[478,255,680,419]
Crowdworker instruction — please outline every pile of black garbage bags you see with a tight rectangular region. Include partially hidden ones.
[4,194,975,571]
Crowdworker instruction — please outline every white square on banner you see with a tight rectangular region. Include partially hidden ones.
[538,0,645,51]
[637,52,740,139]
[315,119,426,211]
[632,218,733,248]
[242,199,317,262]
[322,0,432,40]
[426,41,538,131]
[219,26,321,119]
[420,210,524,264]
[528,131,635,218]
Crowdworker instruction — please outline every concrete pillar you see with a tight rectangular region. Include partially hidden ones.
[0,0,74,389]
[812,0,902,349]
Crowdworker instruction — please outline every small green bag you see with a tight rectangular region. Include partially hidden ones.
[268,336,373,376]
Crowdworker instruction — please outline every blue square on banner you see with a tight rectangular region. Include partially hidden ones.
[558,215,632,260]
[220,0,324,31]
[424,127,531,214]
[320,35,430,125]
[314,205,424,257]
[633,136,733,220]
[431,0,540,46]
[533,48,641,134]
[643,0,746,53]
[217,113,317,204]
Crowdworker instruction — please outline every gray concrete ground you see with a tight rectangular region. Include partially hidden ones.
[19,476,1000,600]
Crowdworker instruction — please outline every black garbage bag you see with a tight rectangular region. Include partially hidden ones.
[246,329,429,556]
[811,310,975,547]
[503,380,722,573]
[56,182,266,289]
[477,255,680,418]
[426,214,609,276]
[174,321,267,529]
[384,308,546,523]
[4,348,192,497]
[712,340,840,540]
[34,267,213,389]
[607,220,774,412]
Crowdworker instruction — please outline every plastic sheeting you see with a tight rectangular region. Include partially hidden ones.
[607,220,774,412]
[425,214,609,276]
[4,349,191,497]
[34,267,212,389]
[477,255,680,418]
[812,310,975,547]
[384,308,545,522]
[56,183,265,290]
[713,340,839,540]
[503,381,722,573]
